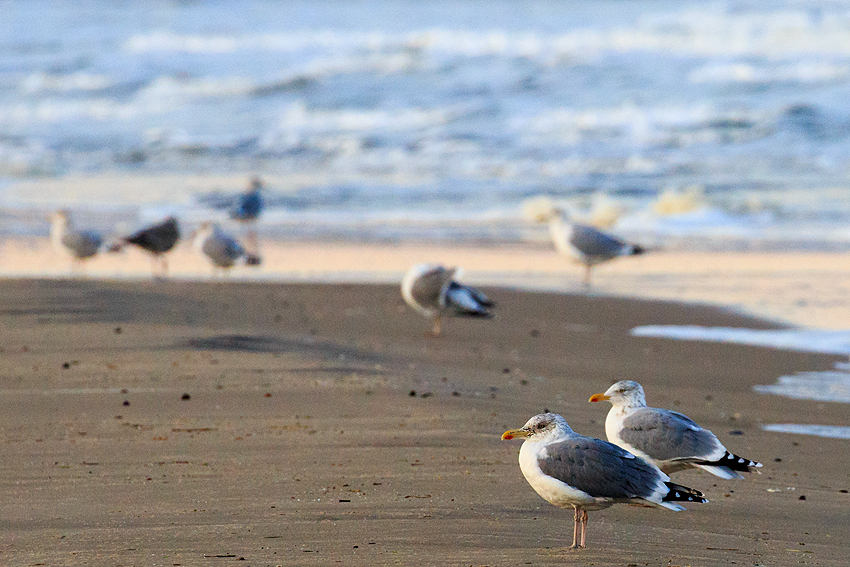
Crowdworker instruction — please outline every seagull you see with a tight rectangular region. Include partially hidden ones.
[229,176,264,222]
[230,176,263,263]
[525,198,645,287]
[589,380,763,479]
[50,210,102,271]
[401,263,494,336]
[502,412,706,549]
[119,216,181,278]
[193,221,249,275]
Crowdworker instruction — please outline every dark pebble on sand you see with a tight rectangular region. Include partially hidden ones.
[452,391,460,396]
[181,393,191,400]
[114,327,122,334]
[775,457,782,462]
[799,495,806,500]
[62,362,70,369]
[122,400,130,406]
[409,390,416,397]
[728,430,744,435]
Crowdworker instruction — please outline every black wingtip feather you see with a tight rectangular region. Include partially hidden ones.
[700,451,763,472]
[663,482,707,504]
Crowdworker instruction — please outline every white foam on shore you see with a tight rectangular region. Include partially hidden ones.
[632,324,850,407]
[761,424,850,440]
[630,325,850,355]
[754,369,850,403]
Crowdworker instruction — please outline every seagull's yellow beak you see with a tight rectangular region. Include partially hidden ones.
[588,393,610,403]
[501,428,529,440]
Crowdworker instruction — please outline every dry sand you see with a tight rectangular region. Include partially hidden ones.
[5,236,850,329]
[1,278,848,566]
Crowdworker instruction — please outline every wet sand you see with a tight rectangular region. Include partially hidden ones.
[5,237,850,329]
[1,279,848,566]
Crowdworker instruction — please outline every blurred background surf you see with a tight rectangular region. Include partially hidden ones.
[1,0,848,248]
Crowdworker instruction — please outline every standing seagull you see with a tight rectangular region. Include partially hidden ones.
[120,216,181,278]
[525,198,645,287]
[193,222,247,275]
[229,176,263,264]
[50,210,102,271]
[401,263,494,336]
[502,413,706,549]
[589,380,763,479]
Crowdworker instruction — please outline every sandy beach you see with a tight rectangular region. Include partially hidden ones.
[5,1,850,562]
[5,235,850,330]
[1,277,848,566]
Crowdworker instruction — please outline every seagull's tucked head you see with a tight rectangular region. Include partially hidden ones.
[589,380,647,408]
[501,412,573,443]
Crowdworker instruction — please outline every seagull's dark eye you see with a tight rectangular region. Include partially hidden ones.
[536,423,545,430]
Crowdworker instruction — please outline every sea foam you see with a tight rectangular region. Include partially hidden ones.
[761,424,850,439]
[630,325,850,355]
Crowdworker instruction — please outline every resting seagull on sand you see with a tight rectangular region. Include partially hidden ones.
[401,263,494,336]
[590,380,762,479]
[524,198,645,287]
[118,216,181,278]
[50,210,103,270]
[502,413,706,549]
[194,222,249,275]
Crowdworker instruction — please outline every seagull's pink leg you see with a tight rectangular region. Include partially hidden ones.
[570,507,581,548]
[580,510,588,548]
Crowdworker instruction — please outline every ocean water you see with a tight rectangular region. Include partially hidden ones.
[1,0,850,246]
[631,325,850,424]
[631,325,850,355]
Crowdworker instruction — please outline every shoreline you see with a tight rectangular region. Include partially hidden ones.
[4,236,850,330]
[0,278,847,566]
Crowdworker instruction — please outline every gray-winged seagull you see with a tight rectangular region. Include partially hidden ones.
[502,413,706,549]
[50,210,103,270]
[401,263,494,336]
[230,176,263,264]
[119,216,181,278]
[194,221,249,274]
[527,199,645,287]
[590,380,762,479]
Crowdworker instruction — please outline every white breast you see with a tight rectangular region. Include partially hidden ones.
[518,440,610,511]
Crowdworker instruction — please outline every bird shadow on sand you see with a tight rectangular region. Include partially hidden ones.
[182,334,383,364]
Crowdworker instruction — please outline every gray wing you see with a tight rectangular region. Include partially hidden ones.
[444,282,493,318]
[126,217,180,253]
[202,235,244,267]
[569,224,626,259]
[409,267,454,310]
[619,408,723,461]
[537,435,664,500]
[62,230,102,259]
